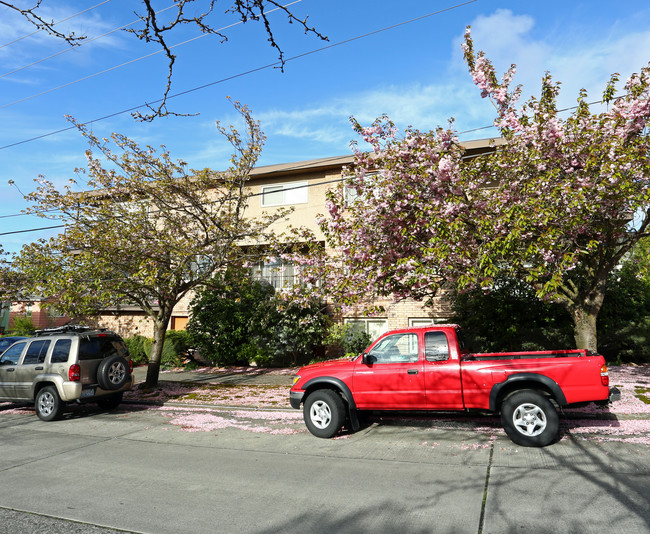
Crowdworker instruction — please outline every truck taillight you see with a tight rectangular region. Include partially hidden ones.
[600,364,609,386]
[69,364,81,382]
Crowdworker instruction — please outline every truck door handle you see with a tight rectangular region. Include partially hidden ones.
[407,369,419,375]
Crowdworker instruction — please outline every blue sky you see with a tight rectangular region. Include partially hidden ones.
[1,0,650,254]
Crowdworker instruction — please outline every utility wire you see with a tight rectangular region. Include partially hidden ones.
[0,1,303,109]
[0,0,113,49]
[0,0,477,150]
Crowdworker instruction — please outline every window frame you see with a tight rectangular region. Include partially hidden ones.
[260,181,308,207]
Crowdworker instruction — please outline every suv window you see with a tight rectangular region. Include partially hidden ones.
[0,342,27,365]
[51,339,72,363]
[78,337,125,361]
[23,340,51,364]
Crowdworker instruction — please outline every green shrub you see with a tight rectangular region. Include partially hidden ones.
[451,276,573,353]
[165,329,192,356]
[123,335,148,365]
[9,316,36,336]
[143,337,183,369]
[188,268,329,366]
[325,323,372,358]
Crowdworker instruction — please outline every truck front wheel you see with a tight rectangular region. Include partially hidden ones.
[501,390,559,447]
[304,389,345,438]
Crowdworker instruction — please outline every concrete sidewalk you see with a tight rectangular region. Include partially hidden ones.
[132,365,295,386]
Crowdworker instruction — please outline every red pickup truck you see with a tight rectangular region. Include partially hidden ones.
[290,325,620,447]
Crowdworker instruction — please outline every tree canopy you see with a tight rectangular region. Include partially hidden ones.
[8,100,286,387]
[291,28,650,352]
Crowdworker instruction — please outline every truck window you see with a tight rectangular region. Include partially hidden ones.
[22,340,51,364]
[368,333,419,363]
[425,332,449,362]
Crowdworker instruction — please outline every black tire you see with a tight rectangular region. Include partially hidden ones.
[97,355,130,391]
[35,386,64,421]
[501,390,559,447]
[303,389,346,438]
[96,392,123,411]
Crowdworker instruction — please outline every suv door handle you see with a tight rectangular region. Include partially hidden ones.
[407,369,419,375]
[35,366,44,370]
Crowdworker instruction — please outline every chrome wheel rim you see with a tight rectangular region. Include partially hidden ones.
[309,400,332,429]
[38,392,55,416]
[512,402,547,436]
[108,362,126,385]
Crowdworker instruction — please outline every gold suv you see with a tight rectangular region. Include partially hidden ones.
[0,326,133,420]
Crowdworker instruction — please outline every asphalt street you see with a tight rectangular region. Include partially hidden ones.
[0,401,648,534]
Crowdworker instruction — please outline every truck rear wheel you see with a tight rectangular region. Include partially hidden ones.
[501,390,559,447]
[304,389,345,438]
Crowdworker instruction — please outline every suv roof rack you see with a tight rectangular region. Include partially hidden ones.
[34,325,108,337]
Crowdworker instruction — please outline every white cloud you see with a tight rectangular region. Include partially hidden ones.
[255,7,650,148]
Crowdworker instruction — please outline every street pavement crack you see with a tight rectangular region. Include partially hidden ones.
[478,441,494,534]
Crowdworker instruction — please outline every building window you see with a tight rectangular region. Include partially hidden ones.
[24,303,33,318]
[409,318,435,327]
[344,172,378,205]
[261,182,308,207]
[47,306,66,318]
[344,318,388,341]
[251,258,296,290]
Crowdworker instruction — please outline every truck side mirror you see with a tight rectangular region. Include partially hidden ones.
[362,353,376,365]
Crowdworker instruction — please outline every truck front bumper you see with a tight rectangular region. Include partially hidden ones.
[289,391,304,409]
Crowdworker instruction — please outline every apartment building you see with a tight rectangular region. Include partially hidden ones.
[94,138,498,340]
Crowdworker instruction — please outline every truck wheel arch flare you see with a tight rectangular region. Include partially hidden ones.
[489,373,567,412]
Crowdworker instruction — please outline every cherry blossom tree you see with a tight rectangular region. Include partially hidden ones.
[8,100,287,387]
[292,29,650,353]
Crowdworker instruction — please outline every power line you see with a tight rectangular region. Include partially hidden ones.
[0,1,302,109]
[0,224,65,237]
[0,0,478,151]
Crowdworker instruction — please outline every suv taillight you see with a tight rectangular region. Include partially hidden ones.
[129,360,133,373]
[69,364,81,382]
[600,364,609,386]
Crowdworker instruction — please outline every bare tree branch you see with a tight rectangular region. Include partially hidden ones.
[128,0,328,121]
[0,0,86,46]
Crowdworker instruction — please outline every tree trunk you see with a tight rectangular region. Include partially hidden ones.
[145,315,171,388]
[566,284,606,353]
[570,306,599,352]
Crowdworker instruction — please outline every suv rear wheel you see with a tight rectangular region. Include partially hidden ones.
[35,386,64,421]
[97,355,130,391]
